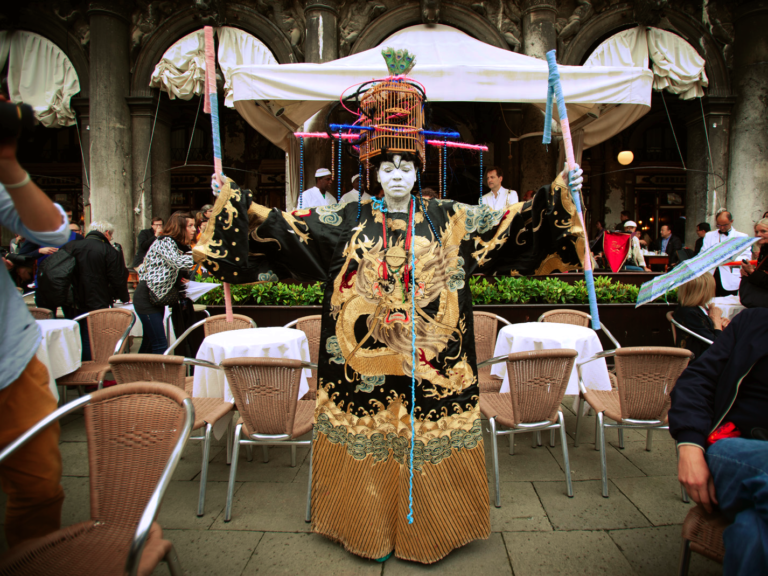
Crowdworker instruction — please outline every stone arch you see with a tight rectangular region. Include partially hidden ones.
[7,14,90,97]
[350,4,509,55]
[561,4,731,98]
[131,3,296,97]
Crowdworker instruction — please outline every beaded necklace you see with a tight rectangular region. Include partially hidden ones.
[372,197,415,290]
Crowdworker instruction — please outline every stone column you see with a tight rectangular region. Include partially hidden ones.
[71,97,91,223]
[151,119,172,221]
[305,1,338,64]
[88,2,133,257]
[727,1,768,230]
[685,97,735,247]
[520,0,558,193]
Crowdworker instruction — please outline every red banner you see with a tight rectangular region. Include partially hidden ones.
[603,231,632,273]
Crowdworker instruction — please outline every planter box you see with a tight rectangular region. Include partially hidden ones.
[207,302,675,349]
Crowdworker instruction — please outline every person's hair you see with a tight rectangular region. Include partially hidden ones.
[162,211,193,244]
[595,219,604,227]
[756,218,768,230]
[89,221,115,235]
[419,187,436,199]
[620,210,630,218]
[151,216,164,224]
[201,204,214,212]
[716,208,733,222]
[697,222,711,232]
[194,211,205,228]
[660,223,671,231]
[763,210,768,219]
[678,274,716,308]
[485,166,504,178]
[370,149,423,171]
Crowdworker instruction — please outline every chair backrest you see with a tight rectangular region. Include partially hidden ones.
[291,315,322,366]
[28,307,53,320]
[666,311,678,344]
[614,347,693,420]
[473,311,498,365]
[538,309,591,327]
[506,349,577,425]
[86,308,135,363]
[85,383,189,528]
[221,357,304,436]
[109,354,187,390]
[203,314,254,337]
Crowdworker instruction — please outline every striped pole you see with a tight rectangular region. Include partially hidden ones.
[542,49,600,329]
[203,25,233,322]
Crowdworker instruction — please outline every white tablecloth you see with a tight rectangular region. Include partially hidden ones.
[711,296,746,321]
[193,327,311,403]
[490,322,612,396]
[35,319,82,400]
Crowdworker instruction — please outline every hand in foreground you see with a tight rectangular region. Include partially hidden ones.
[2,257,11,270]
[741,261,755,277]
[678,444,718,513]
[39,247,58,255]
[561,162,583,194]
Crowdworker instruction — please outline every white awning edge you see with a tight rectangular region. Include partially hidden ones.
[0,31,81,128]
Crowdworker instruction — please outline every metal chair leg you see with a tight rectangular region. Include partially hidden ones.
[536,431,542,446]
[261,445,269,463]
[597,412,609,497]
[291,445,297,468]
[97,379,103,390]
[574,394,583,448]
[550,429,556,447]
[678,539,692,576]
[226,420,233,465]
[245,444,253,462]
[646,429,654,451]
[531,431,538,448]
[197,423,212,517]
[305,435,313,523]
[618,428,625,449]
[508,433,515,455]
[558,412,573,497]
[224,424,242,522]
[489,417,501,508]
[681,484,690,504]
[594,417,599,451]
[164,544,184,576]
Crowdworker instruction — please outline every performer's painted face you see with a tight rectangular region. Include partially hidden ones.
[377,155,417,204]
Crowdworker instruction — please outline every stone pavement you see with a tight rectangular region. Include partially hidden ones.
[0,395,722,576]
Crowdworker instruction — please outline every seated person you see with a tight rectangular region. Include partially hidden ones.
[672,274,726,359]
[669,308,768,576]
[650,224,684,266]
[622,221,650,271]
[740,218,768,308]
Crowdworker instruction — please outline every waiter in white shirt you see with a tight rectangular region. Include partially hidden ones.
[702,209,751,296]
[481,166,518,210]
[339,174,372,204]
[299,168,335,208]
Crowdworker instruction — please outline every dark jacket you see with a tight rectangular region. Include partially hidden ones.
[669,308,768,449]
[745,244,768,290]
[132,228,157,268]
[64,231,130,311]
[650,234,683,265]
[693,236,704,256]
[19,231,83,287]
[672,306,721,360]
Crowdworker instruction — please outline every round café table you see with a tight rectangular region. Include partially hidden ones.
[711,296,746,321]
[193,327,311,403]
[35,319,82,401]
[490,322,613,396]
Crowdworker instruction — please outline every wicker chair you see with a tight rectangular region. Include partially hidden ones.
[479,349,577,506]
[108,354,233,516]
[538,309,621,349]
[284,315,322,400]
[56,308,135,395]
[666,311,714,348]
[0,383,193,576]
[221,357,316,523]
[574,347,693,497]
[27,307,54,320]
[679,505,729,575]
[473,311,510,394]
[164,313,255,355]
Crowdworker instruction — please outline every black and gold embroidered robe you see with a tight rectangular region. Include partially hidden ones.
[194,174,583,563]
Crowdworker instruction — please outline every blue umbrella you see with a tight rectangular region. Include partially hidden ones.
[636,236,760,307]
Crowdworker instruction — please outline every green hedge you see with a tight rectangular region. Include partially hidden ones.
[195,274,672,307]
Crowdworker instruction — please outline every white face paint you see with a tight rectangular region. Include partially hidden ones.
[376,155,417,212]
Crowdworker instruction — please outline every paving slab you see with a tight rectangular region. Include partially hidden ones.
[612,437,680,477]
[485,434,569,483]
[59,415,86,443]
[157,480,238,530]
[609,525,722,576]
[61,476,91,526]
[204,444,309,483]
[534,480,651,531]
[243,531,382,576]
[59,441,90,477]
[153,529,262,576]
[383,532,511,575]
[548,441,646,482]
[171,442,226,482]
[489,482,553,533]
[504,530,635,576]
[209,481,312,533]
[612,476,693,526]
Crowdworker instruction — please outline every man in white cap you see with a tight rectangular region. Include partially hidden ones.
[340,174,372,204]
[299,168,334,208]
[623,220,650,271]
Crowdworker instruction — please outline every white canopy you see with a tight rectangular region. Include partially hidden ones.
[0,30,81,128]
